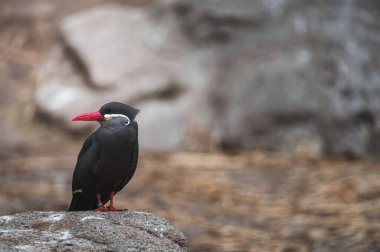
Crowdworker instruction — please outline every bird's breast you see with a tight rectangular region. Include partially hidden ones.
[96,126,137,154]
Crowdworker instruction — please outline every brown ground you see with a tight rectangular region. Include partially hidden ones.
[1,1,380,251]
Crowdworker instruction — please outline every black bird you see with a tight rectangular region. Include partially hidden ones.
[68,102,139,211]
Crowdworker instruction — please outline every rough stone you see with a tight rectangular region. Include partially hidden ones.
[0,211,188,251]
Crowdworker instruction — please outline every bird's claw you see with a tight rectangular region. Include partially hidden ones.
[106,206,124,211]
[95,205,108,212]
[94,205,126,211]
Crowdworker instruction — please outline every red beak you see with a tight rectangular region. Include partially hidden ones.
[72,111,104,121]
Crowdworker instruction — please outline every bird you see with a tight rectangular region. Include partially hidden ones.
[68,102,139,211]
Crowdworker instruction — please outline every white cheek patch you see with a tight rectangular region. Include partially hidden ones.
[104,114,130,125]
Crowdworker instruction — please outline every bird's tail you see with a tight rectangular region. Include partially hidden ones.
[68,193,110,211]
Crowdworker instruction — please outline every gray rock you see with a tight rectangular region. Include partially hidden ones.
[36,44,184,133]
[35,0,380,157]
[60,4,188,88]
[172,0,380,158]
[138,98,187,151]
[0,211,188,251]
[35,3,213,151]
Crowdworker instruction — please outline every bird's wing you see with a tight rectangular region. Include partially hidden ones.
[77,133,95,159]
[115,141,139,193]
[72,133,100,191]
[116,124,139,192]
[69,133,103,211]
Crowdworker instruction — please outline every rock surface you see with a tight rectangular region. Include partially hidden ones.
[35,0,380,157]
[0,211,188,251]
[35,2,213,151]
[191,0,380,158]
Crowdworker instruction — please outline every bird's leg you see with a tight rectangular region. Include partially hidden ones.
[107,192,123,211]
[95,194,107,211]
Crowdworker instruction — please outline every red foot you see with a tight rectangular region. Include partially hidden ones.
[95,205,108,212]
[106,205,124,211]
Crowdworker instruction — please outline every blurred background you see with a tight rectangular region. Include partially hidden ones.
[1,0,380,251]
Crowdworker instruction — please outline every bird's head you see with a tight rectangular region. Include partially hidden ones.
[71,102,140,125]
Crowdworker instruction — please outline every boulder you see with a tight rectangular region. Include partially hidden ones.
[169,0,380,158]
[0,211,188,251]
[35,0,380,157]
[35,3,214,151]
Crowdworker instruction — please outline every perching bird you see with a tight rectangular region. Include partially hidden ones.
[68,102,139,211]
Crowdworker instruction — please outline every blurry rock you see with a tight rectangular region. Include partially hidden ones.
[36,0,380,157]
[35,3,213,151]
[0,211,188,251]
[206,45,326,154]
[138,98,187,151]
[60,4,187,88]
[36,44,184,133]
[170,0,380,157]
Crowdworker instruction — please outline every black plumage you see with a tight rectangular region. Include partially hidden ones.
[68,102,139,211]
